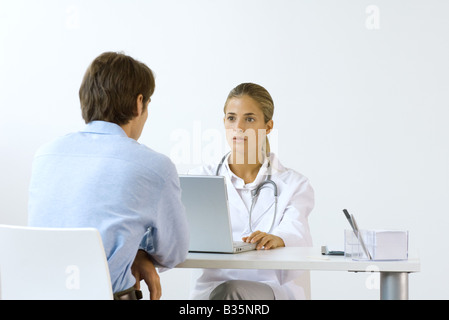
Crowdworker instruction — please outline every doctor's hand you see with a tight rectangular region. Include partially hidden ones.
[242,231,285,250]
[131,249,162,300]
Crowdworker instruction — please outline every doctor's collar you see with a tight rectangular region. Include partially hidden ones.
[224,153,272,187]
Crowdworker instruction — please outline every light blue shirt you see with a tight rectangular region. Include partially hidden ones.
[28,121,189,293]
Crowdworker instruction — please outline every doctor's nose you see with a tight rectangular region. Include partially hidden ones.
[234,119,248,132]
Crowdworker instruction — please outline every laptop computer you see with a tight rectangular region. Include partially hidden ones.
[179,175,256,253]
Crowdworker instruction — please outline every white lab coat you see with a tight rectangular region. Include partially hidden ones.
[188,153,314,300]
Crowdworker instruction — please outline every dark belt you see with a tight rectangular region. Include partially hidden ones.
[114,287,143,300]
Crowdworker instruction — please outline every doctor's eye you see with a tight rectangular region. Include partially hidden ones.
[226,116,236,121]
[246,117,255,123]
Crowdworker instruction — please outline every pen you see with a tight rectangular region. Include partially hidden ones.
[343,209,354,230]
[350,214,372,260]
[342,209,372,260]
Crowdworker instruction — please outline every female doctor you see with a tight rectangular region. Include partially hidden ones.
[189,83,314,300]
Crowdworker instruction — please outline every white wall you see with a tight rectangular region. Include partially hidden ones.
[1,0,448,299]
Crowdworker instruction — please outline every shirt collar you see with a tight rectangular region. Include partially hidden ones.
[224,153,271,189]
[81,121,128,137]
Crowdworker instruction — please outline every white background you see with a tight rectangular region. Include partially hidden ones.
[1,0,448,299]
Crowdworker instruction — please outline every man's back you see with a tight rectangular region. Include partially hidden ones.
[28,121,189,293]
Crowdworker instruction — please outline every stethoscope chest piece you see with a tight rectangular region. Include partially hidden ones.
[216,152,279,234]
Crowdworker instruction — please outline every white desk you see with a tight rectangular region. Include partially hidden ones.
[176,246,420,300]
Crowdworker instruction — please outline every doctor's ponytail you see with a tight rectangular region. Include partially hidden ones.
[224,83,274,157]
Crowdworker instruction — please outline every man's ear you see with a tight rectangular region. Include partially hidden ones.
[135,94,144,117]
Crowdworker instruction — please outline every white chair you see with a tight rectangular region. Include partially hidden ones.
[0,224,113,300]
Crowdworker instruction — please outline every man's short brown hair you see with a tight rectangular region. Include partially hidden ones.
[79,52,155,125]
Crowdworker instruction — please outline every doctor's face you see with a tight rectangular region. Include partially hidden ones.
[224,95,273,164]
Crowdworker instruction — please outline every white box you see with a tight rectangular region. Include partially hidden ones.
[345,229,409,261]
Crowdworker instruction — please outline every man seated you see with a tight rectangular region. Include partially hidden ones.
[28,52,189,300]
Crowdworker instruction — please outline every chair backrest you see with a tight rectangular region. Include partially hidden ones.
[0,224,113,300]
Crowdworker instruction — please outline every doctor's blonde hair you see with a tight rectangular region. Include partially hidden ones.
[224,83,274,157]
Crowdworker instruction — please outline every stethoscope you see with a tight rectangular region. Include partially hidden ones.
[215,152,278,234]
